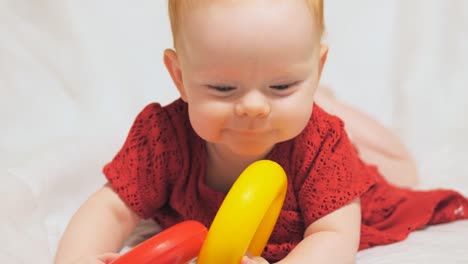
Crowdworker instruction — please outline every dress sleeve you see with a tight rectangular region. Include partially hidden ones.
[294,111,376,226]
[102,103,179,219]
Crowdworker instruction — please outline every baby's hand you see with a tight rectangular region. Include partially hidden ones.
[241,255,270,264]
[65,253,120,264]
[95,253,120,264]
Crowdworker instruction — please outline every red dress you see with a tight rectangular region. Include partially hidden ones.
[103,99,468,262]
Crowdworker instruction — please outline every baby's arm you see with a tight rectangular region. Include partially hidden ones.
[55,183,140,264]
[243,199,360,264]
[280,198,361,264]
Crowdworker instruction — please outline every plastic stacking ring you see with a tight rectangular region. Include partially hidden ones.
[197,160,287,264]
[111,220,207,264]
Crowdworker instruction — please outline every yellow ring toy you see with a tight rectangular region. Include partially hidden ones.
[196,160,287,264]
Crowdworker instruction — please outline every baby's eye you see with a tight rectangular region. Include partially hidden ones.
[270,84,292,90]
[209,85,235,92]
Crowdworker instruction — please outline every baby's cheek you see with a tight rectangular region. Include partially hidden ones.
[276,111,311,139]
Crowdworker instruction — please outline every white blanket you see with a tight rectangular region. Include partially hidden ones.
[1,1,467,263]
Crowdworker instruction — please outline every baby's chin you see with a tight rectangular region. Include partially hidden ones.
[225,142,277,160]
[204,138,272,160]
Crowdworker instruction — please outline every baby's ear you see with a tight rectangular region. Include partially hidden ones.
[164,49,188,101]
[317,44,329,80]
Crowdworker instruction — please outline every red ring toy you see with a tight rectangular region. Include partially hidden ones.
[111,220,207,264]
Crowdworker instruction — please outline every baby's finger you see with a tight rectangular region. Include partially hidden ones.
[96,253,121,263]
[241,255,269,264]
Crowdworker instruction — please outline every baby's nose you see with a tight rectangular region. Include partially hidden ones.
[235,92,270,118]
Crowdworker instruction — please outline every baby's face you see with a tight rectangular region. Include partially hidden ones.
[167,0,326,158]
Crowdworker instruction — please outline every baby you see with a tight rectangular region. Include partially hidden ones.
[55,1,467,263]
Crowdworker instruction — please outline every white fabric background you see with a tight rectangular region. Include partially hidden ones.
[1,1,467,263]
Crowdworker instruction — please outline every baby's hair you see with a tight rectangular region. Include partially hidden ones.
[168,0,325,50]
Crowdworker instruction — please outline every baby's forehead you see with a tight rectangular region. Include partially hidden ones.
[170,1,324,52]
[177,0,319,32]
[168,0,324,49]
[179,0,317,12]
[180,1,319,52]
